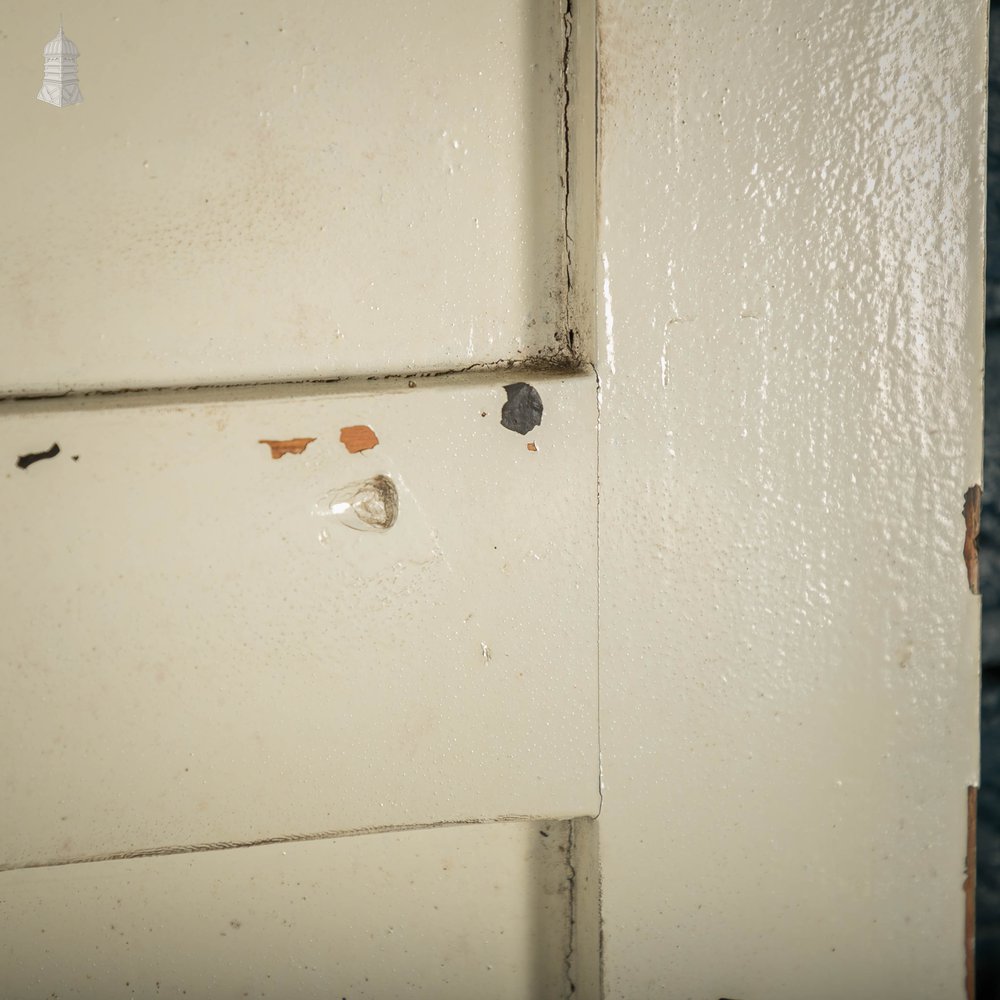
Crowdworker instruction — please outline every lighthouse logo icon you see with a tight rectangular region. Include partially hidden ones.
[37,23,83,108]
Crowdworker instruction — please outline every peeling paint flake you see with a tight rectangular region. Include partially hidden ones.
[963,484,982,594]
[259,437,316,459]
[339,425,379,454]
[17,443,60,469]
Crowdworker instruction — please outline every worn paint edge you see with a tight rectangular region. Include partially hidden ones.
[965,484,983,594]
[967,784,978,1000]
[564,820,578,995]
[568,816,602,1000]
[0,812,598,875]
[562,0,598,365]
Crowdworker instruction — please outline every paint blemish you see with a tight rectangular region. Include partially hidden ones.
[501,383,543,435]
[339,425,379,454]
[964,484,982,594]
[315,474,398,533]
[527,442,538,453]
[17,443,60,469]
[966,784,978,1000]
[259,437,316,459]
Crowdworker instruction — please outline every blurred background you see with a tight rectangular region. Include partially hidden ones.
[978,4,1000,997]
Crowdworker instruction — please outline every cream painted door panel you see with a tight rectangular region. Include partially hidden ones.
[0,373,597,869]
[0,820,577,1000]
[0,1,571,394]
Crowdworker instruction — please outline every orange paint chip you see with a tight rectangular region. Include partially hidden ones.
[259,437,316,459]
[340,425,379,454]
[527,442,538,452]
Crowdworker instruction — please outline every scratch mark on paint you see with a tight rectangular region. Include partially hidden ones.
[17,443,60,469]
[259,437,316,459]
[964,484,982,594]
[339,425,379,454]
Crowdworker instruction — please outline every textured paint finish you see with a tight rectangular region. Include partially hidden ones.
[0,1,569,394]
[0,374,598,867]
[0,821,574,999]
[596,2,985,997]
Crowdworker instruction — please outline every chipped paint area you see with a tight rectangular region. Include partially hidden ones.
[16,443,60,469]
[967,784,978,1000]
[258,437,316,459]
[501,383,544,435]
[965,485,982,595]
[339,425,379,454]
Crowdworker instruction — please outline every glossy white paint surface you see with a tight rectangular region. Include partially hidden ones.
[596,2,985,997]
[0,1,569,394]
[0,0,986,994]
[0,374,598,868]
[0,820,574,999]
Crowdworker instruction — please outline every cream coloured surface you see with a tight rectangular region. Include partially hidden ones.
[0,820,574,999]
[0,0,987,994]
[596,1,985,997]
[0,1,569,393]
[0,373,598,868]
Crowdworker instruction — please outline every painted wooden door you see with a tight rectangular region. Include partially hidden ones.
[0,1,986,998]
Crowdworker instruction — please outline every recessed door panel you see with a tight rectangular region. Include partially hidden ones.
[0,1,570,394]
[0,373,598,868]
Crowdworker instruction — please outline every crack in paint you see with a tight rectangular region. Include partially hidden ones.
[0,814,595,875]
[564,820,578,997]
[1,358,585,416]
[562,0,574,336]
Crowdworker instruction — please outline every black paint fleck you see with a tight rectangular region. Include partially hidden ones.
[500,383,543,435]
[17,443,60,469]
